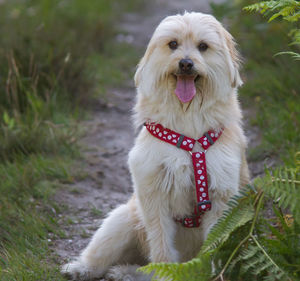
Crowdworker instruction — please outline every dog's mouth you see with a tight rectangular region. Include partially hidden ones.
[173,74,200,104]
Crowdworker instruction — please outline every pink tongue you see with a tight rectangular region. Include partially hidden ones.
[174,76,196,103]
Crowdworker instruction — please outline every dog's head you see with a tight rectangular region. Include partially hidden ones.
[135,12,242,113]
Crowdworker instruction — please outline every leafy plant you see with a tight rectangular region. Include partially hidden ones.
[244,0,300,59]
[140,159,300,280]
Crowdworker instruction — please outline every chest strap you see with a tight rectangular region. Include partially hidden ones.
[144,122,223,228]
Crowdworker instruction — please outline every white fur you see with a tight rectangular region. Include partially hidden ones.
[62,12,250,280]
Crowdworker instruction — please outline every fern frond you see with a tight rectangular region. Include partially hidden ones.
[275,51,300,59]
[289,28,300,44]
[244,1,300,60]
[240,245,273,275]
[199,186,255,254]
[239,243,290,281]
[244,0,300,22]
[259,167,300,223]
[268,4,298,21]
[283,10,300,22]
[139,254,212,281]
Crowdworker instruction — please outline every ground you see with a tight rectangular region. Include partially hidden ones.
[52,0,263,278]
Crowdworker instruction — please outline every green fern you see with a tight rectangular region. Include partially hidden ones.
[199,186,255,254]
[240,243,288,280]
[244,0,300,59]
[244,0,300,22]
[256,166,300,223]
[275,51,300,60]
[140,254,212,281]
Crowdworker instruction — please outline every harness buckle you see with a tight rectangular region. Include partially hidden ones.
[204,132,214,145]
[176,134,185,148]
[182,215,200,227]
[197,200,211,212]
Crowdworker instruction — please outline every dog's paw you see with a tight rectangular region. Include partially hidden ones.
[106,265,153,281]
[61,260,90,280]
[61,260,105,280]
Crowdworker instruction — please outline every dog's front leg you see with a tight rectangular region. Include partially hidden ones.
[129,144,180,264]
[137,190,179,263]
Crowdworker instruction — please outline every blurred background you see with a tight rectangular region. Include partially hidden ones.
[0,0,299,280]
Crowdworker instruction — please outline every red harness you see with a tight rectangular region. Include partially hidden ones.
[144,122,223,228]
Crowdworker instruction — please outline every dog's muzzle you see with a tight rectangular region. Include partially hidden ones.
[174,58,200,105]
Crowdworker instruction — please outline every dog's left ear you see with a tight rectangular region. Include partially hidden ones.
[222,28,242,88]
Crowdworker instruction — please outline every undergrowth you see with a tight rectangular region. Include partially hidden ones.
[0,155,73,280]
[0,0,141,279]
[244,0,300,59]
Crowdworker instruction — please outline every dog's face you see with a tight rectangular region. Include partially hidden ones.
[135,12,241,111]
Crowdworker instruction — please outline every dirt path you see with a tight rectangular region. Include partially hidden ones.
[53,0,263,278]
[53,87,135,262]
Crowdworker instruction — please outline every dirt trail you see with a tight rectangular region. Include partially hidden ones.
[53,0,263,277]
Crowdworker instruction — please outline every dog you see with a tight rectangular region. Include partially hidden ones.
[62,12,250,281]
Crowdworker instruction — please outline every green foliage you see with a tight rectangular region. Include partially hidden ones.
[244,0,300,22]
[0,0,141,279]
[0,110,79,161]
[237,244,288,280]
[200,189,255,254]
[261,166,300,223]
[140,253,212,281]
[0,0,135,112]
[244,0,300,59]
[141,161,300,281]
[0,154,73,280]
[89,41,142,94]
[0,0,140,160]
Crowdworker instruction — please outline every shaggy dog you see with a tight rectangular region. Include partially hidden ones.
[62,12,250,281]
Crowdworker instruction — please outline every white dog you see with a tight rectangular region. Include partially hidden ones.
[62,12,250,281]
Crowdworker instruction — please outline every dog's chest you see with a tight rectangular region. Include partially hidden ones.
[158,146,218,216]
[130,133,240,216]
[160,144,239,217]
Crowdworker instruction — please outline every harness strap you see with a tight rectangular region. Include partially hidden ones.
[144,121,223,228]
[145,122,196,152]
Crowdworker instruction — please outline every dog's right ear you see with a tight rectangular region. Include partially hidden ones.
[222,29,242,88]
[134,43,155,87]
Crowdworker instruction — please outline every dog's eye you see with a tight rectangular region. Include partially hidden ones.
[168,40,178,50]
[198,42,208,52]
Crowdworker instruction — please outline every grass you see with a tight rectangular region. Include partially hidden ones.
[90,204,103,217]
[212,0,300,166]
[0,0,142,279]
[89,41,142,95]
[0,155,73,280]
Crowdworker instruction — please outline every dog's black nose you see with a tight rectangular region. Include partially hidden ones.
[179,59,194,72]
